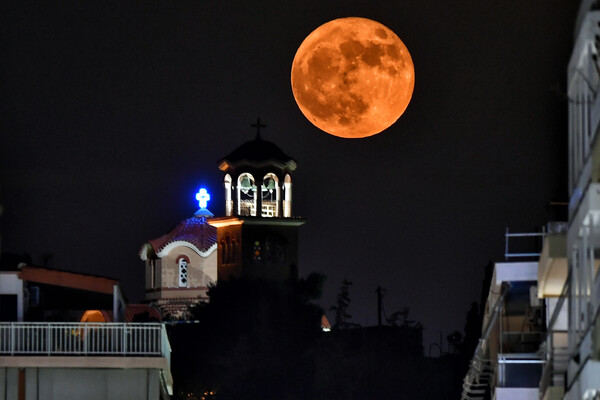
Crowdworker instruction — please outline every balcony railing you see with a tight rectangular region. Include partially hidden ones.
[0,322,163,356]
[497,354,545,388]
[539,276,570,397]
[504,228,546,260]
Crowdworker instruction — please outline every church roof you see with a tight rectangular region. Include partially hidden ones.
[218,135,297,172]
[141,216,217,259]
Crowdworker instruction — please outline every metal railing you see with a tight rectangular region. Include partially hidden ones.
[461,285,508,400]
[504,228,546,260]
[497,354,545,388]
[539,275,571,397]
[0,322,163,356]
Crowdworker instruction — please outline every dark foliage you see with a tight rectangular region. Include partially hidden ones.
[132,311,159,323]
[169,274,463,399]
[330,279,354,330]
[171,274,325,400]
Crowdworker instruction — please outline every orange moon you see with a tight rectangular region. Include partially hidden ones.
[291,17,415,139]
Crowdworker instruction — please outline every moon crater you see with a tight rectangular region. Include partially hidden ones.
[291,17,415,138]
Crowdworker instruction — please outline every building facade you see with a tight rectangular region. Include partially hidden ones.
[0,322,172,400]
[549,2,600,398]
[462,231,548,400]
[463,2,600,398]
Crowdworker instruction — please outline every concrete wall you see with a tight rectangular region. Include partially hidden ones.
[0,367,160,400]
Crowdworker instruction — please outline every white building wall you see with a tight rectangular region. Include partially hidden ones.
[494,387,538,400]
[0,367,160,400]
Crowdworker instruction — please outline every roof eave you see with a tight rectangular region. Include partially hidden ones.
[217,158,297,173]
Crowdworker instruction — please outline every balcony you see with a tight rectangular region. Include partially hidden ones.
[0,322,173,395]
[538,233,568,298]
[0,322,163,356]
[493,355,544,400]
[539,280,570,400]
[570,183,600,233]
[497,354,544,388]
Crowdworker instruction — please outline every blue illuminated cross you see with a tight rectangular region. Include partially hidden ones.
[196,188,210,209]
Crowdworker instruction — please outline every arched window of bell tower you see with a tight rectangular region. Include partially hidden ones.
[224,174,233,216]
[261,173,280,217]
[283,174,292,218]
[237,173,257,216]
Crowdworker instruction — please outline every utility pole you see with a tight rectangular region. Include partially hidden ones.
[376,286,384,326]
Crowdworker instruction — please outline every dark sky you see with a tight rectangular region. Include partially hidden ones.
[1,1,578,349]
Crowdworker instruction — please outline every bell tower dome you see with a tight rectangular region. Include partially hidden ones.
[217,118,297,218]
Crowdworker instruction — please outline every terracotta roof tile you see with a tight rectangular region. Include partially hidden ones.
[146,216,217,256]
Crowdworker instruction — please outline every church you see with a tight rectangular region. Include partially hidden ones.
[139,121,306,318]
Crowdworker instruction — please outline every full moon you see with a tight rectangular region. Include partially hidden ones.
[291,17,414,139]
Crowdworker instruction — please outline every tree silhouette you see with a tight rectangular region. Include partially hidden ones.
[387,306,416,327]
[172,274,325,400]
[447,330,463,354]
[461,301,481,356]
[330,279,354,330]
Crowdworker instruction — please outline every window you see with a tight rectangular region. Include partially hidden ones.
[224,174,233,216]
[150,260,155,288]
[283,174,292,217]
[261,173,280,217]
[178,257,188,287]
[253,241,262,262]
[221,233,238,265]
[237,173,256,216]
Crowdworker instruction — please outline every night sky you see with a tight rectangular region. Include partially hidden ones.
[1,1,578,349]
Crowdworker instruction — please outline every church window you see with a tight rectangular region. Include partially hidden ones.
[283,174,292,217]
[237,173,257,216]
[224,174,233,216]
[150,260,155,288]
[231,238,237,263]
[221,233,238,265]
[178,257,188,287]
[261,173,280,217]
[221,240,227,264]
[253,240,262,262]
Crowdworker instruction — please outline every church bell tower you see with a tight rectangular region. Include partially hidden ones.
[218,118,296,218]
[211,119,306,281]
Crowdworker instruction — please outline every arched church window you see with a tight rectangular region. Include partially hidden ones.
[261,173,279,217]
[221,233,238,265]
[230,238,237,263]
[150,259,156,288]
[220,240,227,264]
[178,256,189,287]
[224,174,233,216]
[237,173,256,216]
[283,174,292,218]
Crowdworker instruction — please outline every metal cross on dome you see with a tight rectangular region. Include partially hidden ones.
[252,118,266,139]
[196,188,211,209]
